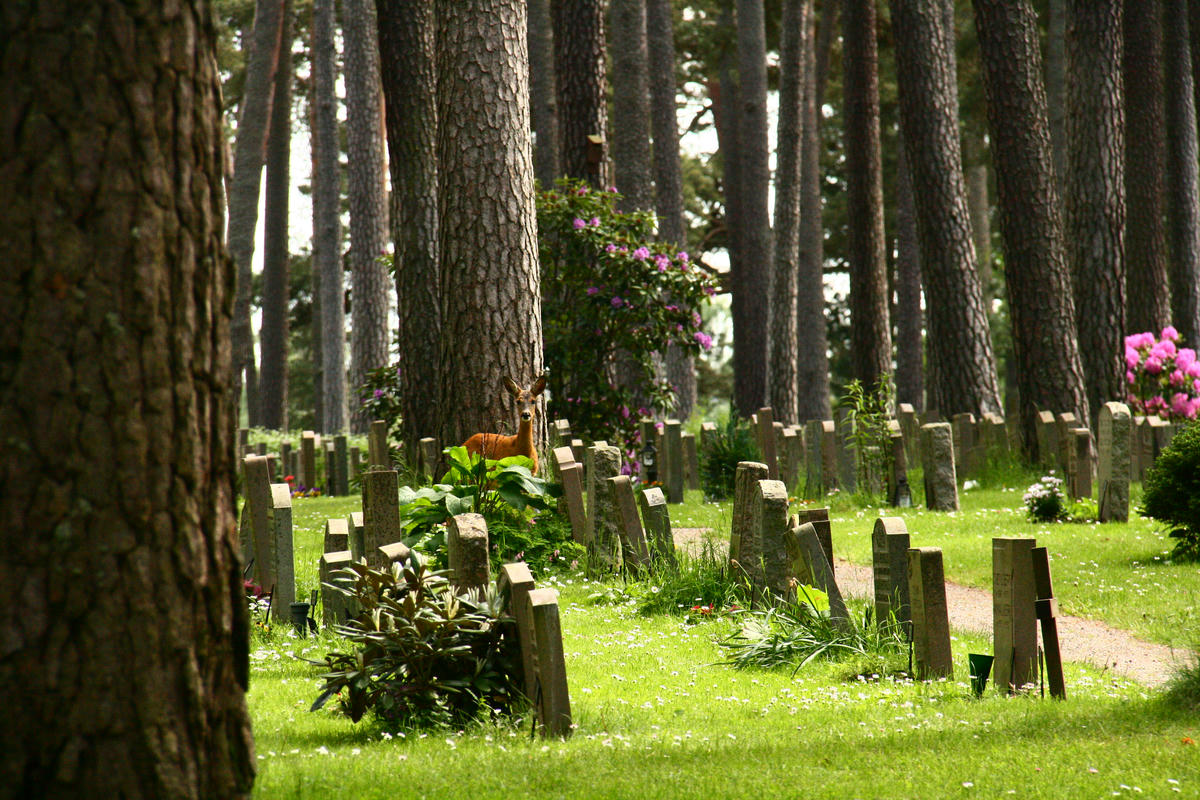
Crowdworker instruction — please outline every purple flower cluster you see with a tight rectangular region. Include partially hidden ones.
[1126,326,1200,419]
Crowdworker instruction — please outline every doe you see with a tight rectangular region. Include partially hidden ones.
[462,376,546,475]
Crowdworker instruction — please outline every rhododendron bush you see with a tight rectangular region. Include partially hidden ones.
[1125,326,1200,420]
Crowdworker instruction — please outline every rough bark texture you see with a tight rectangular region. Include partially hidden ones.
[260,0,293,431]
[842,0,892,388]
[769,0,810,424]
[229,0,284,427]
[312,0,346,432]
[714,56,745,410]
[1066,0,1126,425]
[0,1,255,795]
[436,0,545,448]
[1124,0,1172,334]
[528,0,559,187]
[378,0,441,448]
[1163,0,1200,344]
[1046,0,1067,195]
[972,0,1088,457]
[964,132,993,303]
[609,0,654,212]
[796,0,836,422]
[344,0,392,433]
[893,128,924,412]
[554,0,608,188]
[891,0,1001,418]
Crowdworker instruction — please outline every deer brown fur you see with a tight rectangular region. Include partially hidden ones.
[462,376,546,474]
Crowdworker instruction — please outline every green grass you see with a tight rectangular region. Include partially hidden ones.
[248,479,1200,798]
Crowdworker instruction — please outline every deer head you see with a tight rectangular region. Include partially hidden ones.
[504,375,546,424]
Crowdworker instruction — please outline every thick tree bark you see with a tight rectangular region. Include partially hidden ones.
[229,0,285,427]
[890,0,1001,418]
[378,0,441,448]
[1124,0,1172,334]
[0,1,255,795]
[529,0,560,187]
[1066,0,1126,425]
[769,0,810,424]
[893,128,924,412]
[972,0,1088,457]
[1046,0,1068,195]
[964,132,993,303]
[312,0,346,433]
[554,0,608,188]
[796,0,837,423]
[260,0,294,432]
[610,0,655,212]
[344,0,392,433]
[843,0,892,389]
[713,56,746,409]
[1163,0,1200,344]
[436,0,545,448]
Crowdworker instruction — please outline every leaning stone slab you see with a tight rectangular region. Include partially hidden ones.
[793,507,833,581]
[526,588,572,738]
[786,520,850,631]
[609,476,650,577]
[499,563,538,703]
[729,461,769,566]
[447,513,490,595]
[637,487,676,567]
[920,422,958,511]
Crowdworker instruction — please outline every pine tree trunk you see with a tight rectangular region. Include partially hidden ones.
[843,0,892,389]
[436,0,545,448]
[378,0,441,449]
[1046,0,1068,195]
[344,0,392,433]
[610,0,655,212]
[529,0,560,187]
[312,0,346,433]
[972,0,1088,456]
[0,1,255,794]
[713,55,746,408]
[964,132,993,303]
[1124,0,1172,334]
[1164,0,1200,344]
[1066,0,1126,425]
[893,128,925,412]
[260,0,294,432]
[554,0,608,188]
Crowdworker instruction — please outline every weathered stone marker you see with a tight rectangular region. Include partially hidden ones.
[362,468,401,569]
[898,403,919,465]
[368,419,388,467]
[268,483,296,618]
[1097,401,1131,522]
[586,443,623,571]
[418,437,439,480]
[447,513,490,594]
[637,487,676,567]
[349,447,361,482]
[781,426,802,490]
[683,432,701,491]
[499,562,538,703]
[526,588,572,738]
[348,511,365,563]
[921,422,958,511]
[333,434,349,496]
[1068,428,1094,500]
[1035,411,1058,469]
[729,461,769,566]
[551,418,572,449]
[951,412,978,479]
[793,507,833,579]
[750,479,791,602]
[699,421,718,454]
[1031,546,1066,699]
[301,431,317,490]
[821,420,838,490]
[319,550,353,627]
[888,431,912,507]
[280,441,293,478]
[786,520,851,630]
[569,438,586,474]
[323,517,349,554]
[804,420,825,499]
[1055,412,1078,475]
[664,419,685,503]
[609,476,650,577]
[908,547,953,679]
[872,517,911,626]
[993,537,1039,693]
[242,455,274,583]
[756,407,779,480]
[558,462,589,544]
[835,412,857,494]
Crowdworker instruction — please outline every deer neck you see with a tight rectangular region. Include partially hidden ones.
[515,417,534,454]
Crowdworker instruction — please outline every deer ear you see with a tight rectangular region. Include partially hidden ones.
[531,375,547,396]
[503,377,521,396]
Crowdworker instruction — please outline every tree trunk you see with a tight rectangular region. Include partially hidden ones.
[890,0,1001,418]
[378,0,441,449]
[843,0,892,389]
[769,0,810,424]
[1046,0,1068,195]
[1164,0,1200,344]
[229,0,285,428]
[610,0,655,212]
[436,0,545,448]
[554,0,608,188]
[964,132,993,303]
[0,1,255,795]
[1124,0,1172,335]
[529,0,560,187]
[893,127,924,412]
[260,0,294,432]
[344,0,392,433]
[796,0,837,423]
[312,0,346,433]
[972,0,1088,457]
[713,56,746,412]
[1066,0,1125,426]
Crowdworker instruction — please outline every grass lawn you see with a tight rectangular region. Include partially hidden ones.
[248,479,1199,799]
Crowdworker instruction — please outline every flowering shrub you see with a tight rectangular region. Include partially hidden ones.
[1141,421,1200,561]
[1125,326,1200,420]
[1023,475,1066,522]
[357,362,404,440]
[538,179,716,466]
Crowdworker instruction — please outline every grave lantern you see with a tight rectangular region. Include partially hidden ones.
[641,440,658,484]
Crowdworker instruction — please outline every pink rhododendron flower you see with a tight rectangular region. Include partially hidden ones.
[1189,398,1200,419]
[655,254,670,271]
[1177,348,1197,369]
[1127,370,1136,384]
[1162,325,1181,341]
[633,246,651,260]
[694,331,714,350]
[1172,392,1190,417]
[1145,355,1163,374]
[1172,369,1186,386]
[605,243,618,253]
[1188,361,1200,378]
[586,286,599,296]
[677,251,689,262]
[1153,339,1177,360]
[1126,347,1141,369]
[573,217,586,229]
[589,217,600,227]
[611,296,623,307]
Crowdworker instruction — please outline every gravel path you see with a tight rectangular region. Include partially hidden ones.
[673,528,1185,687]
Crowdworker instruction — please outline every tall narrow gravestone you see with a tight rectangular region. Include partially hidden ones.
[750,479,791,602]
[447,513,490,594]
[682,432,701,491]
[782,427,802,490]
[821,420,838,490]
[793,507,833,581]
[897,403,919,465]
[951,413,977,479]
[1068,428,1094,500]
[362,468,401,569]
[242,455,274,581]
[368,420,388,467]
[586,444,623,571]
[993,537,1039,693]
[1055,412,1078,474]
[908,547,953,679]
[319,550,352,627]
[526,588,572,738]
[729,461,769,566]
[872,517,911,626]
[835,413,857,494]
[1036,411,1058,469]
[888,431,912,507]
[499,563,538,704]
[920,422,958,511]
[609,476,650,577]
[280,441,293,478]
[418,437,439,481]
[1097,402,1131,522]
[300,431,317,491]
[637,487,676,567]
[804,420,825,499]
[756,407,779,480]
[558,462,589,544]
[664,419,685,503]
[268,483,296,618]
[333,434,349,496]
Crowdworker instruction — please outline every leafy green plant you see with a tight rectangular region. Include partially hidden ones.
[1141,421,1200,560]
[356,362,404,442]
[311,555,523,729]
[631,540,750,616]
[487,513,585,577]
[1023,475,1067,522]
[699,415,759,501]
[837,378,895,502]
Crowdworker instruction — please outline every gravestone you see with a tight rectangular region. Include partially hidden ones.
[1032,546,1066,699]
[835,412,857,494]
[756,407,779,480]
[569,438,586,473]
[908,547,953,679]
[368,420,389,466]
[558,462,589,544]
[979,414,1009,458]
[887,431,912,507]
[526,588,572,738]
[499,563,538,704]
[920,422,958,511]
[446,513,490,594]
[287,451,300,485]
[333,434,349,496]
[319,550,352,627]
[323,517,349,553]
[242,456,276,591]
[1069,428,1094,500]
[238,427,249,452]
[418,437,439,481]
[1130,416,1147,482]
[1055,412,1078,474]
[872,517,911,626]
[254,442,267,458]
[609,476,650,577]
[348,511,365,563]
[699,421,718,453]
[1035,411,1058,470]
[821,420,838,491]
[301,432,317,490]
[551,419,572,449]
[897,403,920,466]
[324,441,336,493]
[1097,402,1131,522]
[280,441,293,479]
[682,432,701,491]
[951,413,977,479]
[637,487,676,567]
[377,541,410,566]
[362,468,401,569]
[586,443,623,571]
[663,420,684,503]
[993,537,1039,693]
[773,422,787,484]
[785,520,850,630]
[803,420,825,499]
[639,419,657,483]
[1148,416,1169,462]
[349,447,361,483]
[793,507,833,579]
[268,483,296,618]
[265,453,278,483]
[729,461,769,566]
[750,479,792,602]
[782,427,802,491]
